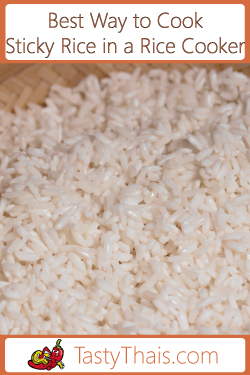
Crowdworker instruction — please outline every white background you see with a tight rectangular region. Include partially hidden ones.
[5,337,245,372]
[5,4,245,60]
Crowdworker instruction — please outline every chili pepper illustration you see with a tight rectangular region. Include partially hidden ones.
[46,339,64,370]
[28,339,64,371]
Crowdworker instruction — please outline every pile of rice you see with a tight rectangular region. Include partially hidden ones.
[0,67,250,334]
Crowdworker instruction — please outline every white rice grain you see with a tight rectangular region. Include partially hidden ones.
[0,67,250,334]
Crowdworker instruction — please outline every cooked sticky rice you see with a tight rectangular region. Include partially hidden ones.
[0,67,250,334]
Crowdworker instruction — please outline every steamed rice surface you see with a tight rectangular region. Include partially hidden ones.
[0,67,250,334]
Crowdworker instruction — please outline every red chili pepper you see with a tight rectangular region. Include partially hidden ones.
[51,339,64,362]
[28,339,64,371]
[46,339,64,370]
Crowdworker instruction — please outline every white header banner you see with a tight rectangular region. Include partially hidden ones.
[5,4,245,60]
[5,337,245,373]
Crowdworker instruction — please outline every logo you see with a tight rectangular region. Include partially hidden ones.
[28,339,65,371]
